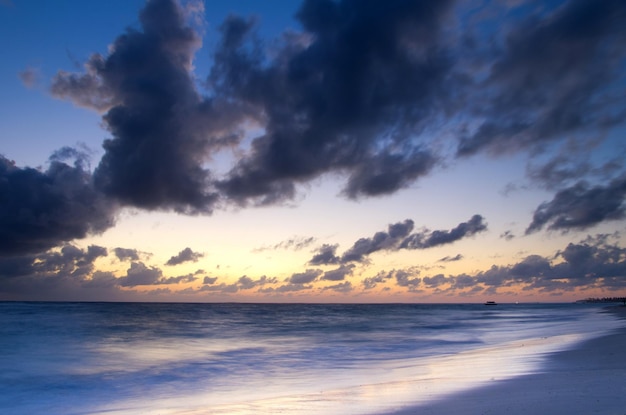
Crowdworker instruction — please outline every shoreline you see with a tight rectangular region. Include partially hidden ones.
[383,306,626,415]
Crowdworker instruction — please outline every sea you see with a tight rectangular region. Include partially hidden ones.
[0,302,623,415]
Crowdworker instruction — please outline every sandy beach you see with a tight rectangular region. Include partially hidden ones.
[385,307,626,415]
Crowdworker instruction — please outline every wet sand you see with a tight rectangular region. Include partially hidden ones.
[384,306,626,415]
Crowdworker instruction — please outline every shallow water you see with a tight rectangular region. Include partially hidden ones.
[0,302,621,414]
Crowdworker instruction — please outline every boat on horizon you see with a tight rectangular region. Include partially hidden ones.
[484,301,497,306]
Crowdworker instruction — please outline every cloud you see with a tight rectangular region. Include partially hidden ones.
[408,235,626,293]
[165,247,204,266]
[51,0,247,213]
[203,276,218,284]
[289,268,322,284]
[0,245,116,300]
[325,215,486,265]
[40,0,625,232]
[526,175,626,234]
[438,254,463,262]
[400,215,487,249]
[117,262,163,286]
[254,236,316,252]
[341,219,415,263]
[422,273,449,289]
[0,152,117,256]
[309,244,341,266]
[362,270,394,290]
[160,273,197,284]
[394,269,421,289]
[321,264,355,281]
[114,247,140,261]
[199,282,239,293]
[212,0,456,205]
[321,281,353,293]
[457,0,626,157]
[236,274,278,289]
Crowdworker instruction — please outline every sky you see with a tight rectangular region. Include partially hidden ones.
[0,0,625,303]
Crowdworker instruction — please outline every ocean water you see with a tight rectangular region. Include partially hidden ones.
[0,302,622,415]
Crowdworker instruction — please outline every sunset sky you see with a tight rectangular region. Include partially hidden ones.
[1,0,625,302]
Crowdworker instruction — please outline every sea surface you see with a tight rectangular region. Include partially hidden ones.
[0,302,623,415]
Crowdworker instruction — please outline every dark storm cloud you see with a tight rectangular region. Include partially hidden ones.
[212,0,456,205]
[41,0,625,229]
[400,214,487,249]
[114,247,141,261]
[526,175,626,234]
[457,0,626,157]
[51,0,248,213]
[0,153,116,256]
[165,247,204,266]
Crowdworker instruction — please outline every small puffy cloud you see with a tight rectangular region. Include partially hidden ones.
[117,262,163,287]
[203,276,218,285]
[309,244,340,266]
[394,269,421,290]
[321,281,353,293]
[422,273,450,289]
[288,268,322,284]
[237,274,278,289]
[114,247,140,261]
[166,247,204,266]
[362,270,394,290]
[160,273,197,284]
[322,264,355,281]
